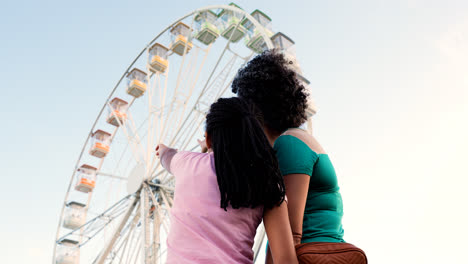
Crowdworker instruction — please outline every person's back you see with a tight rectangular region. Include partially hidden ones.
[165,151,263,263]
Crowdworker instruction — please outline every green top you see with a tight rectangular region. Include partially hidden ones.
[274,135,345,243]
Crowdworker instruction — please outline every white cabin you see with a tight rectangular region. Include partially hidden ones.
[56,239,79,264]
[243,10,273,53]
[63,201,86,230]
[271,32,295,55]
[218,3,247,43]
[194,10,219,45]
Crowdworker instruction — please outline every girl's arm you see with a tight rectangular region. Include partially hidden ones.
[197,138,209,153]
[284,173,310,245]
[156,144,177,174]
[263,201,298,264]
[280,130,321,244]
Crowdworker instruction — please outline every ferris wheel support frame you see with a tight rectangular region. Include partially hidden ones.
[94,194,139,264]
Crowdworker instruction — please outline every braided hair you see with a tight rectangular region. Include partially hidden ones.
[205,97,285,211]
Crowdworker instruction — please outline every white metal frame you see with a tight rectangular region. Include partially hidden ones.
[54,4,280,264]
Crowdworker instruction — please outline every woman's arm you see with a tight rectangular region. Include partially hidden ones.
[156,144,178,174]
[284,173,310,245]
[263,201,298,264]
[278,130,319,245]
[265,174,309,263]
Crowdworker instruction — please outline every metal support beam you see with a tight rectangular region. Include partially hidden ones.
[141,186,151,264]
[94,194,139,264]
[97,171,127,181]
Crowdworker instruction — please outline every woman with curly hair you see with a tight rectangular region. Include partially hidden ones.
[232,50,366,263]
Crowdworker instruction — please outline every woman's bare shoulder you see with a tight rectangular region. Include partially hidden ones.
[282,128,326,154]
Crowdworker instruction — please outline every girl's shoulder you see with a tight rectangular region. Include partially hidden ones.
[172,151,213,168]
[170,151,215,177]
[280,128,326,155]
[273,133,318,176]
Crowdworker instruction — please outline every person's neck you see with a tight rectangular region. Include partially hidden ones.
[264,127,281,147]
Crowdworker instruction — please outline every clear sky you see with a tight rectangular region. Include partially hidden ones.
[1,0,467,263]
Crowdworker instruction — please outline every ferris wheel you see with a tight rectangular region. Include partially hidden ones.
[53,3,315,264]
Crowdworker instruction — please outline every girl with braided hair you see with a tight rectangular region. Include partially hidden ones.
[156,97,298,264]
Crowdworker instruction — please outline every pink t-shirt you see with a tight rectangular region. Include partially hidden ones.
[164,151,263,264]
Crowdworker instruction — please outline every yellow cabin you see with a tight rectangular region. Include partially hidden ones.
[106,97,128,127]
[243,9,273,53]
[149,43,169,73]
[194,10,219,45]
[126,68,148,97]
[170,22,193,56]
[56,239,79,264]
[75,164,97,193]
[89,129,111,158]
[63,201,86,230]
[218,3,247,43]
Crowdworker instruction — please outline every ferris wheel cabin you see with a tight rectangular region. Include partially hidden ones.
[194,10,220,45]
[89,129,111,158]
[243,9,273,53]
[307,101,317,116]
[56,239,79,264]
[75,164,97,193]
[170,22,193,56]
[149,43,169,73]
[271,32,310,84]
[106,97,128,127]
[282,50,311,87]
[297,73,310,86]
[62,201,86,230]
[218,3,247,43]
[126,68,148,98]
[271,32,295,54]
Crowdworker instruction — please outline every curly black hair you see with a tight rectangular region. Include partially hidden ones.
[231,50,308,134]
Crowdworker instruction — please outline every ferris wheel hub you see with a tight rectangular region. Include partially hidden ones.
[127,163,146,194]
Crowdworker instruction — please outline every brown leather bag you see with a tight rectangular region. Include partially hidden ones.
[295,242,367,264]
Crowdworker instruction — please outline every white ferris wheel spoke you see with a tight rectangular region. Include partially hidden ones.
[156,22,195,148]
[107,101,145,164]
[116,210,140,264]
[94,194,140,264]
[125,111,147,161]
[147,181,174,192]
[148,189,162,264]
[159,189,173,209]
[104,207,140,263]
[96,171,127,181]
[57,194,132,250]
[140,187,151,263]
[148,53,241,182]
[125,229,142,264]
